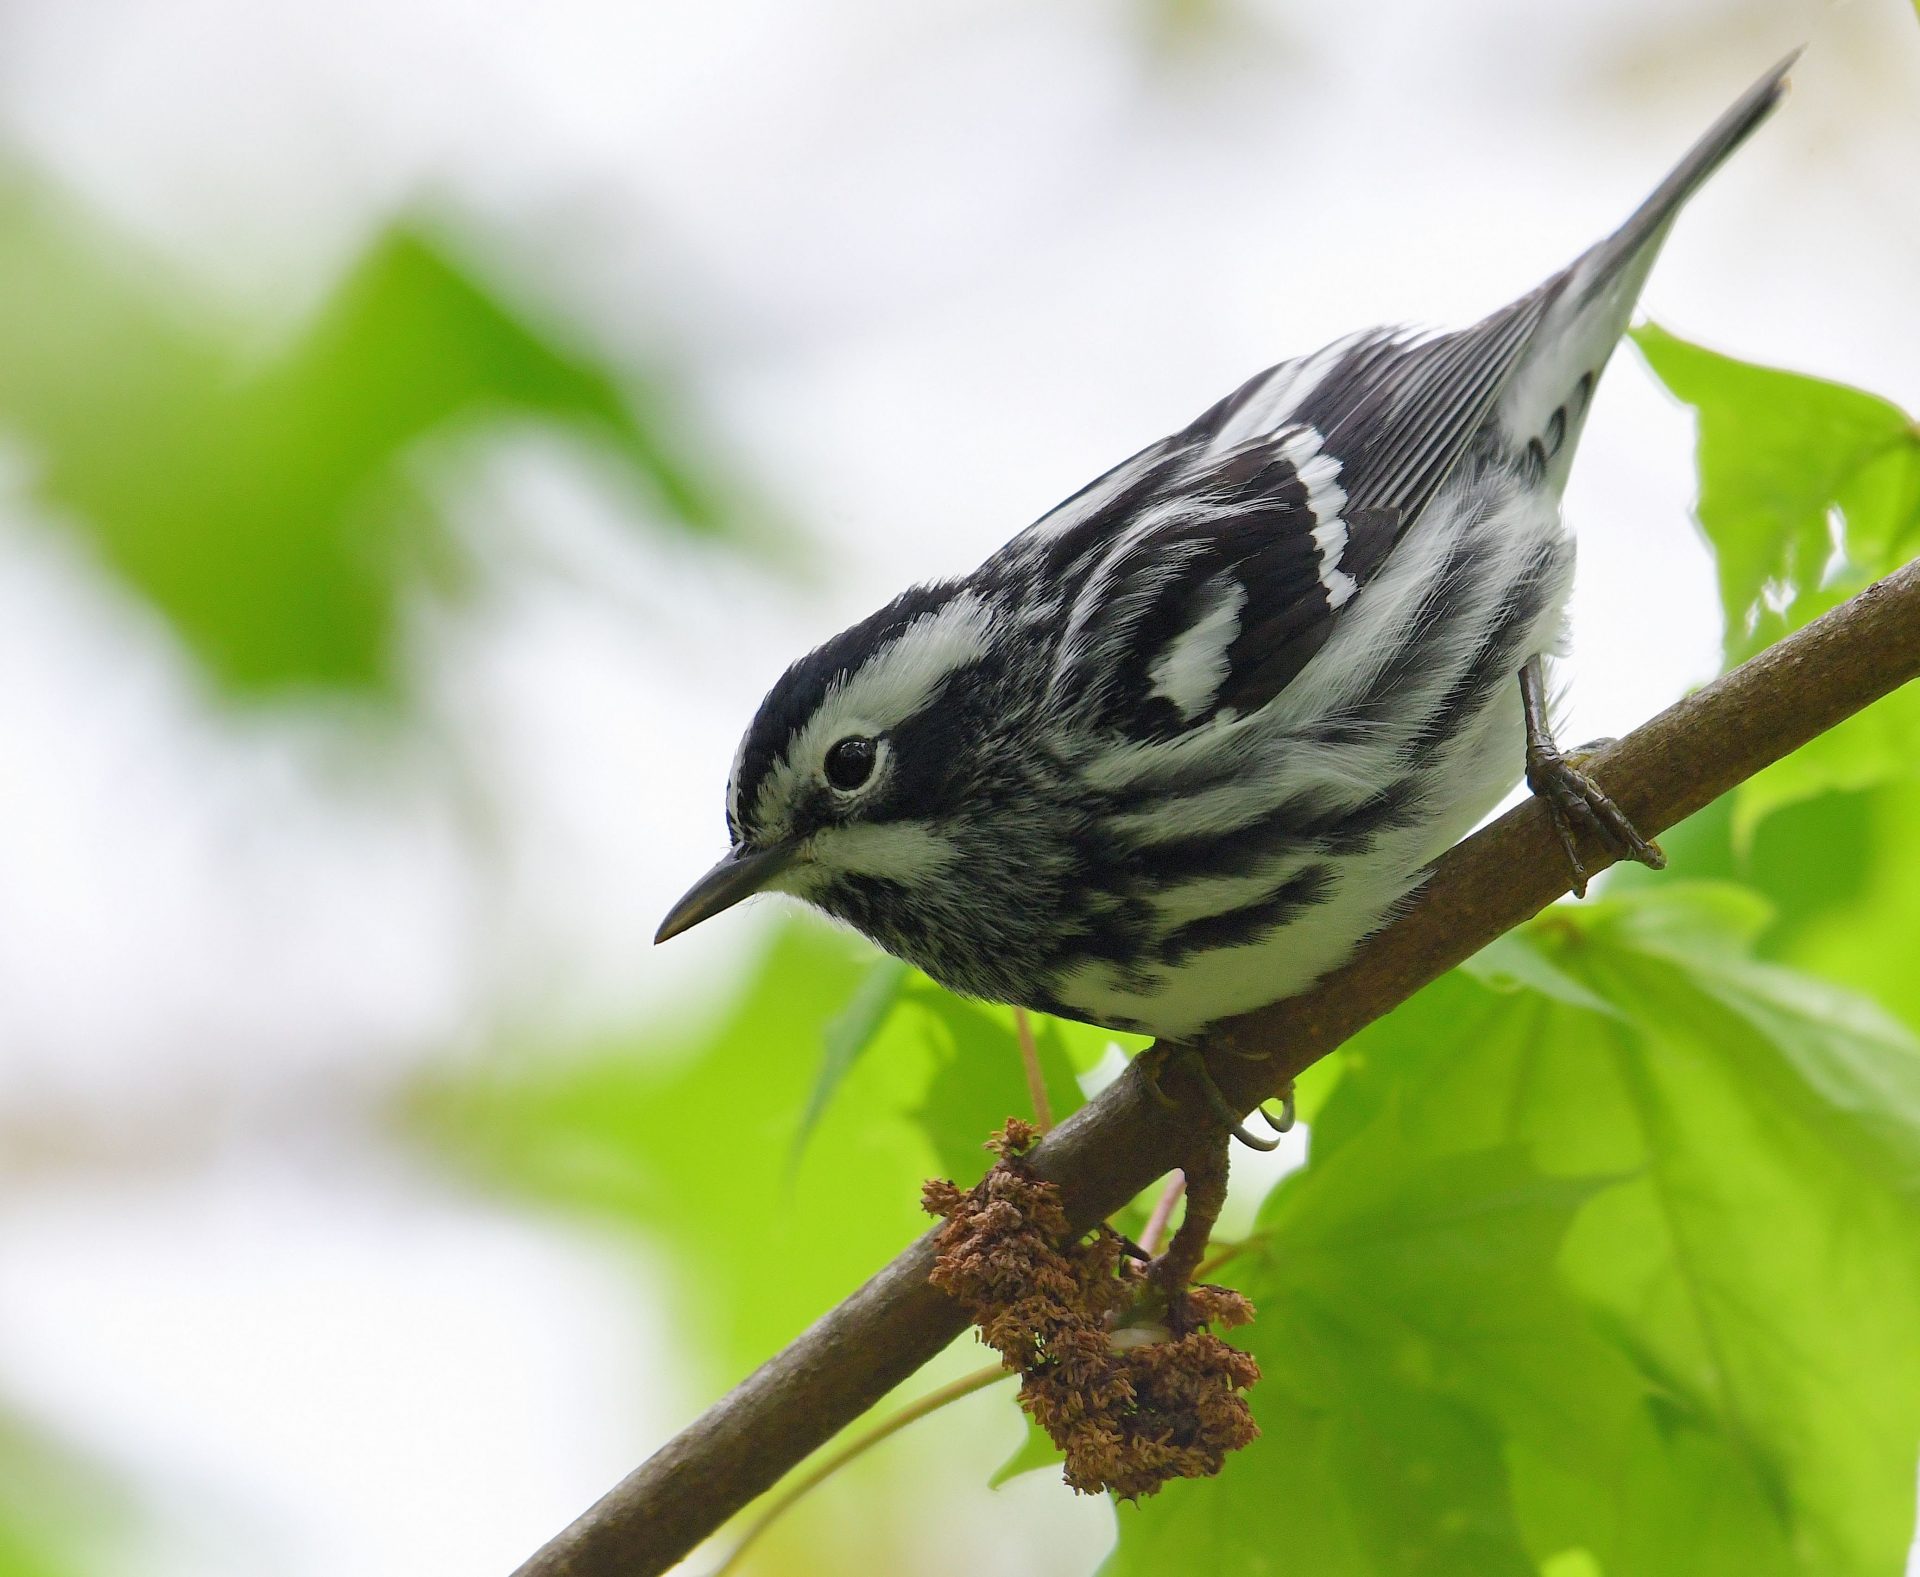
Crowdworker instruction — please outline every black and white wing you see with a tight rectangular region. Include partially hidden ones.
[1032,282,1563,742]
[1025,56,1800,748]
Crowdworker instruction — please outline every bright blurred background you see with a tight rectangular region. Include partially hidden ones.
[0,2,1915,1574]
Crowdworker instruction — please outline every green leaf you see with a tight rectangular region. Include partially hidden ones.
[795,955,1111,1178]
[1611,781,1920,1045]
[988,1413,1064,1489]
[410,919,1110,1387]
[1582,888,1920,1200]
[1463,928,1622,1017]
[1107,1135,1621,1577]
[1452,893,1920,1571]
[1756,780,1920,1038]
[1729,688,1920,847]
[409,925,1116,1571]
[793,956,912,1162]
[1633,325,1920,837]
[0,174,756,698]
[1546,903,1920,1575]
[1112,886,1920,1575]
[409,924,955,1379]
[907,991,1086,1187]
[1634,324,1920,665]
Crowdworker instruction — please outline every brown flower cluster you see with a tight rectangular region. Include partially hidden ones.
[922,1120,1259,1500]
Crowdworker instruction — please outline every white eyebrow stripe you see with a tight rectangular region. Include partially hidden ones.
[822,591,997,730]
[750,591,996,831]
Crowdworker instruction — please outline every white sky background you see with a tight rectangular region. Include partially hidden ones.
[0,1,1916,1574]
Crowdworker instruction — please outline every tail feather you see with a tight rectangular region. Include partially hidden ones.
[1569,50,1798,312]
[1500,52,1797,481]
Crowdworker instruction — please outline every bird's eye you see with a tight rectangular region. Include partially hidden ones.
[825,736,878,791]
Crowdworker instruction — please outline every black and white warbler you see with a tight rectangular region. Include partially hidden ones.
[658,60,1792,1045]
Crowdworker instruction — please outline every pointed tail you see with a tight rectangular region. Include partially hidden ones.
[1568,51,1798,313]
[1498,54,1797,481]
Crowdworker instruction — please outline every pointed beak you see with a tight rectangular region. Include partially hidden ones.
[654,840,802,944]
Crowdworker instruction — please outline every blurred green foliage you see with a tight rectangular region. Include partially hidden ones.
[412,925,1127,1383]
[0,175,744,698]
[0,1410,125,1577]
[0,162,763,1570]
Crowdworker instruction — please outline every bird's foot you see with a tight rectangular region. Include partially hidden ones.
[1525,740,1666,898]
[1136,1044,1293,1152]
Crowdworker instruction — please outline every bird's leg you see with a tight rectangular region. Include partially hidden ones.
[1519,656,1666,898]
[1147,1131,1231,1306]
[1135,1044,1293,1152]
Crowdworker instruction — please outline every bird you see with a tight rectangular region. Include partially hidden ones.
[657,60,1792,1061]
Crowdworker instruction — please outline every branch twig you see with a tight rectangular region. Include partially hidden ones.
[1011,1007,1053,1131]
[706,1364,1007,1576]
[1138,1172,1186,1259]
[516,559,1920,1577]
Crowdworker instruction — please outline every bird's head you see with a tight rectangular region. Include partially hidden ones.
[655,582,1017,949]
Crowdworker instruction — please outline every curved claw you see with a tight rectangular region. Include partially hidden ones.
[1187,1057,1284,1152]
[1531,749,1666,893]
[1223,1113,1284,1153]
[1535,781,1593,898]
[1258,1080,1297,1136]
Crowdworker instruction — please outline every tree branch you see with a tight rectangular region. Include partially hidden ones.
[516,559,1920,1577]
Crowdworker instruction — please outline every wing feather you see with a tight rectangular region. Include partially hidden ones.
[1047,283,1568,740]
